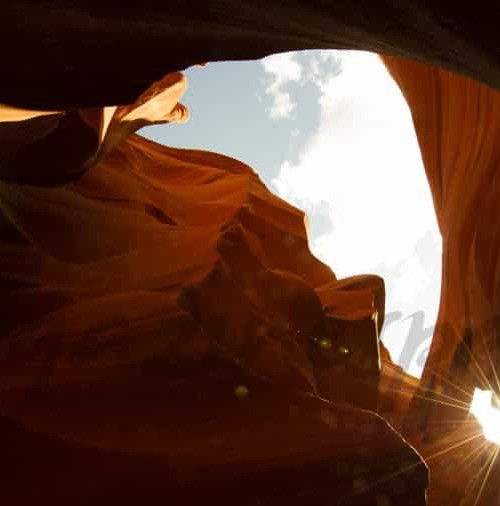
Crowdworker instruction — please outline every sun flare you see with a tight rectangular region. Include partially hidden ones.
[470,388,500,445]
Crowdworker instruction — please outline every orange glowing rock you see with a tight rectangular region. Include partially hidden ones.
[0,70,426,505]
[381,55,500,506]
[1,47,499,503]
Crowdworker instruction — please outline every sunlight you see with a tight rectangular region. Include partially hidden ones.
[470,388,500,445]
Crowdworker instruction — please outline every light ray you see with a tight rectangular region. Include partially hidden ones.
[352,430,485,498]
[423,432,485,464]
[426,367,476,400]
[484,345,500,397]
[459,341,495,394]
[382,385,472,412]
[471,447,499,506]
[460,440,491,474]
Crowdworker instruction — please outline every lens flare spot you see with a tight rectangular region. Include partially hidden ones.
[234,384,249,400]
[319,337,333,349]
[338,345,350,356]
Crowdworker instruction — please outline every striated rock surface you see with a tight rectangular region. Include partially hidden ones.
[0,74,427,504]
[380,56,500,506]
[1,4,500,503]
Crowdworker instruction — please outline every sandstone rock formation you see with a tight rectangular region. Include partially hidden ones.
[1,4,500,505]
[2,2,500,109]
[381,55,500,506]
[0,73,427,504]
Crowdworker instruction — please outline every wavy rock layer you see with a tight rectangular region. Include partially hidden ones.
[380,56,500,505]
[1,5,500,499]
[0,76,427,504]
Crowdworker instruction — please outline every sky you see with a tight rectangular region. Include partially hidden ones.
[141,50,442,377]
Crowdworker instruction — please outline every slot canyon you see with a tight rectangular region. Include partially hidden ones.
[0,3,499,505]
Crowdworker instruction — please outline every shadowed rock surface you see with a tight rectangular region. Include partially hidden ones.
[0,75,427,504]
[381,55,500,505]
[1,4,500,505]
[2,1,500,109]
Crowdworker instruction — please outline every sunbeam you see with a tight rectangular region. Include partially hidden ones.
[471,447,499,506]
[382,384,472,412]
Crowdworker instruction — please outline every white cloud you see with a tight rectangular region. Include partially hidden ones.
[261,52,303,119]
[262,52,303,89]
[306,51,342,91]
[268,90,296,119]
[272,51,442,376]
